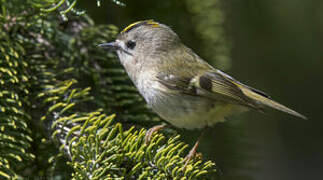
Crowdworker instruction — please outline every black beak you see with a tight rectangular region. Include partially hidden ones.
[98,41,133,56]
[98,41,119,51]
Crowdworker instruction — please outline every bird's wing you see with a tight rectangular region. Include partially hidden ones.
[156,69,257,108]
[156,69,307,119]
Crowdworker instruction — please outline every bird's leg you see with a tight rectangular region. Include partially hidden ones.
[145,124,168,144]
[183,129,207,170]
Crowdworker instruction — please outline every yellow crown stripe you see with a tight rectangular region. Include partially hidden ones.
[121,21,142,33]
[121,20,160,33]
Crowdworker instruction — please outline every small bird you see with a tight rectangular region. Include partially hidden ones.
[99,20,307,166]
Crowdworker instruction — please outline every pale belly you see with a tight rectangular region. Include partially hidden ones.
[143,89,247,129]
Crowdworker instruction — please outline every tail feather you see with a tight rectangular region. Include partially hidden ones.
[240,86,307,120]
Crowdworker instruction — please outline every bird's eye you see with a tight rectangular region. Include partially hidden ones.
[126,40,136,49]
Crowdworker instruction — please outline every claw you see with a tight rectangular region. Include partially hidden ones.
[182,129,207,171]
[183,139,200,170]
[145,124,167,144]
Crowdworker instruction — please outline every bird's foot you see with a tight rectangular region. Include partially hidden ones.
[145,124,167,144]
[183,139,200,171]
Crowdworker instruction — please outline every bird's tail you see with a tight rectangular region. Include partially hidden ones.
[240,86,307,120]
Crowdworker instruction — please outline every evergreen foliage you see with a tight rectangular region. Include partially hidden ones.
[0,0,218,179]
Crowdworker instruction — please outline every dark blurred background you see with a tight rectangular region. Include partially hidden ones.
[79,0,323,179]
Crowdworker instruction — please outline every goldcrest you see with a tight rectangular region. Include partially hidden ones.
[99,20,307,130]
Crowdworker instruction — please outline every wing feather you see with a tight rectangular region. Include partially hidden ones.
[156,70,257,108]
[195,70,256,107]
